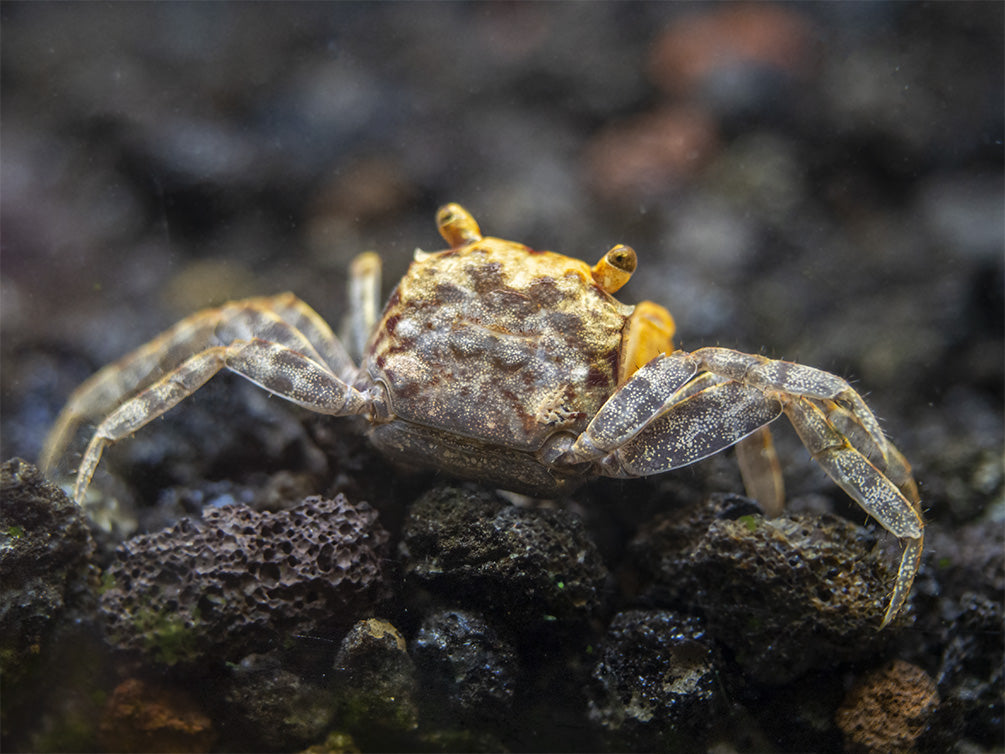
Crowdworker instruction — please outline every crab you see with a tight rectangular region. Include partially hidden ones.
[41,203,924,627]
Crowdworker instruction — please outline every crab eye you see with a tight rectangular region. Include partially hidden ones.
[591,244,637,293]
[436,203,483,247]
[606,245,637,273]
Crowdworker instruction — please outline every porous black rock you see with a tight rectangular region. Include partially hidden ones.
[630,494,898,684]
[689,512,897,684]
[929,593,1004,749]
[0,459,96,683]
[399,486,609,628]
[219,652,337,751]
[331,618,418,747]
[411,608,518,727]
[99,494,388,665]
[587,610,720,751]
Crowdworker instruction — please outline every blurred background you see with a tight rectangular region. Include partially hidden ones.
[2,1,1002,510]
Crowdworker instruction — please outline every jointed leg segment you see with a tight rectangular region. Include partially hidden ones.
[781,394,922,627]
[41,293,370,504]
[563,346,923,627]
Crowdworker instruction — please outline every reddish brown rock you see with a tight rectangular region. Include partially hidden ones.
[99,678,214,753]
[835,660,939,753]
[586,106,718,201]
[649,5,815,96]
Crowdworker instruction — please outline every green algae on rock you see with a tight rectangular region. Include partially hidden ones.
[0,459,96,684]
[331,619,419,747]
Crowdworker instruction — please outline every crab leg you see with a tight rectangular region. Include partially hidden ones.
[263,292,357,380]
[575,345,922,626]
[690,347,892,465]
[344,252,382,365]
[40,313,219,477]
[41,294,355,477]
[825,401,920,505]
[600,380,783,475]
[782,396,923,627]
[688,351,925,623]
[562,358,785,510]
[562,353,698,461]
[71,339,369,504]
[734,427,785,516]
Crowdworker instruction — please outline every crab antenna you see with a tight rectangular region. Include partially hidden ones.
[437,203,483,247]
[591,244,637,293]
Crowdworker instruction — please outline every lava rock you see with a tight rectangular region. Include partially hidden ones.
[98,677,215,753]
[331,618,418,746]
[220,652,337,752]
[411,609,518,727]
[0,458,96,684]
[927,519,1004,608]
[399,485,608,628]
[99,494,388,665]
[910,519,1004,748]
[632,494,899,684]
[835,660,939,754]
[691,512,897,684]
[627,492,763,609]
[587,610,720,751]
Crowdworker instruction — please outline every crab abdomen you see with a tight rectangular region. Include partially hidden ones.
[366,419,585,496]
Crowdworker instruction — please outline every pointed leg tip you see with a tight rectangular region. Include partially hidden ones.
[878,536,923,630]
[879,588,908,629]
[879,606,896,630]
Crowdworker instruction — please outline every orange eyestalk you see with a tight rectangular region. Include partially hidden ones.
[437,203,483,247]
[591,244,637,293]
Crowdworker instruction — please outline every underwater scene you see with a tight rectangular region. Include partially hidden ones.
[2,3,1002,752]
